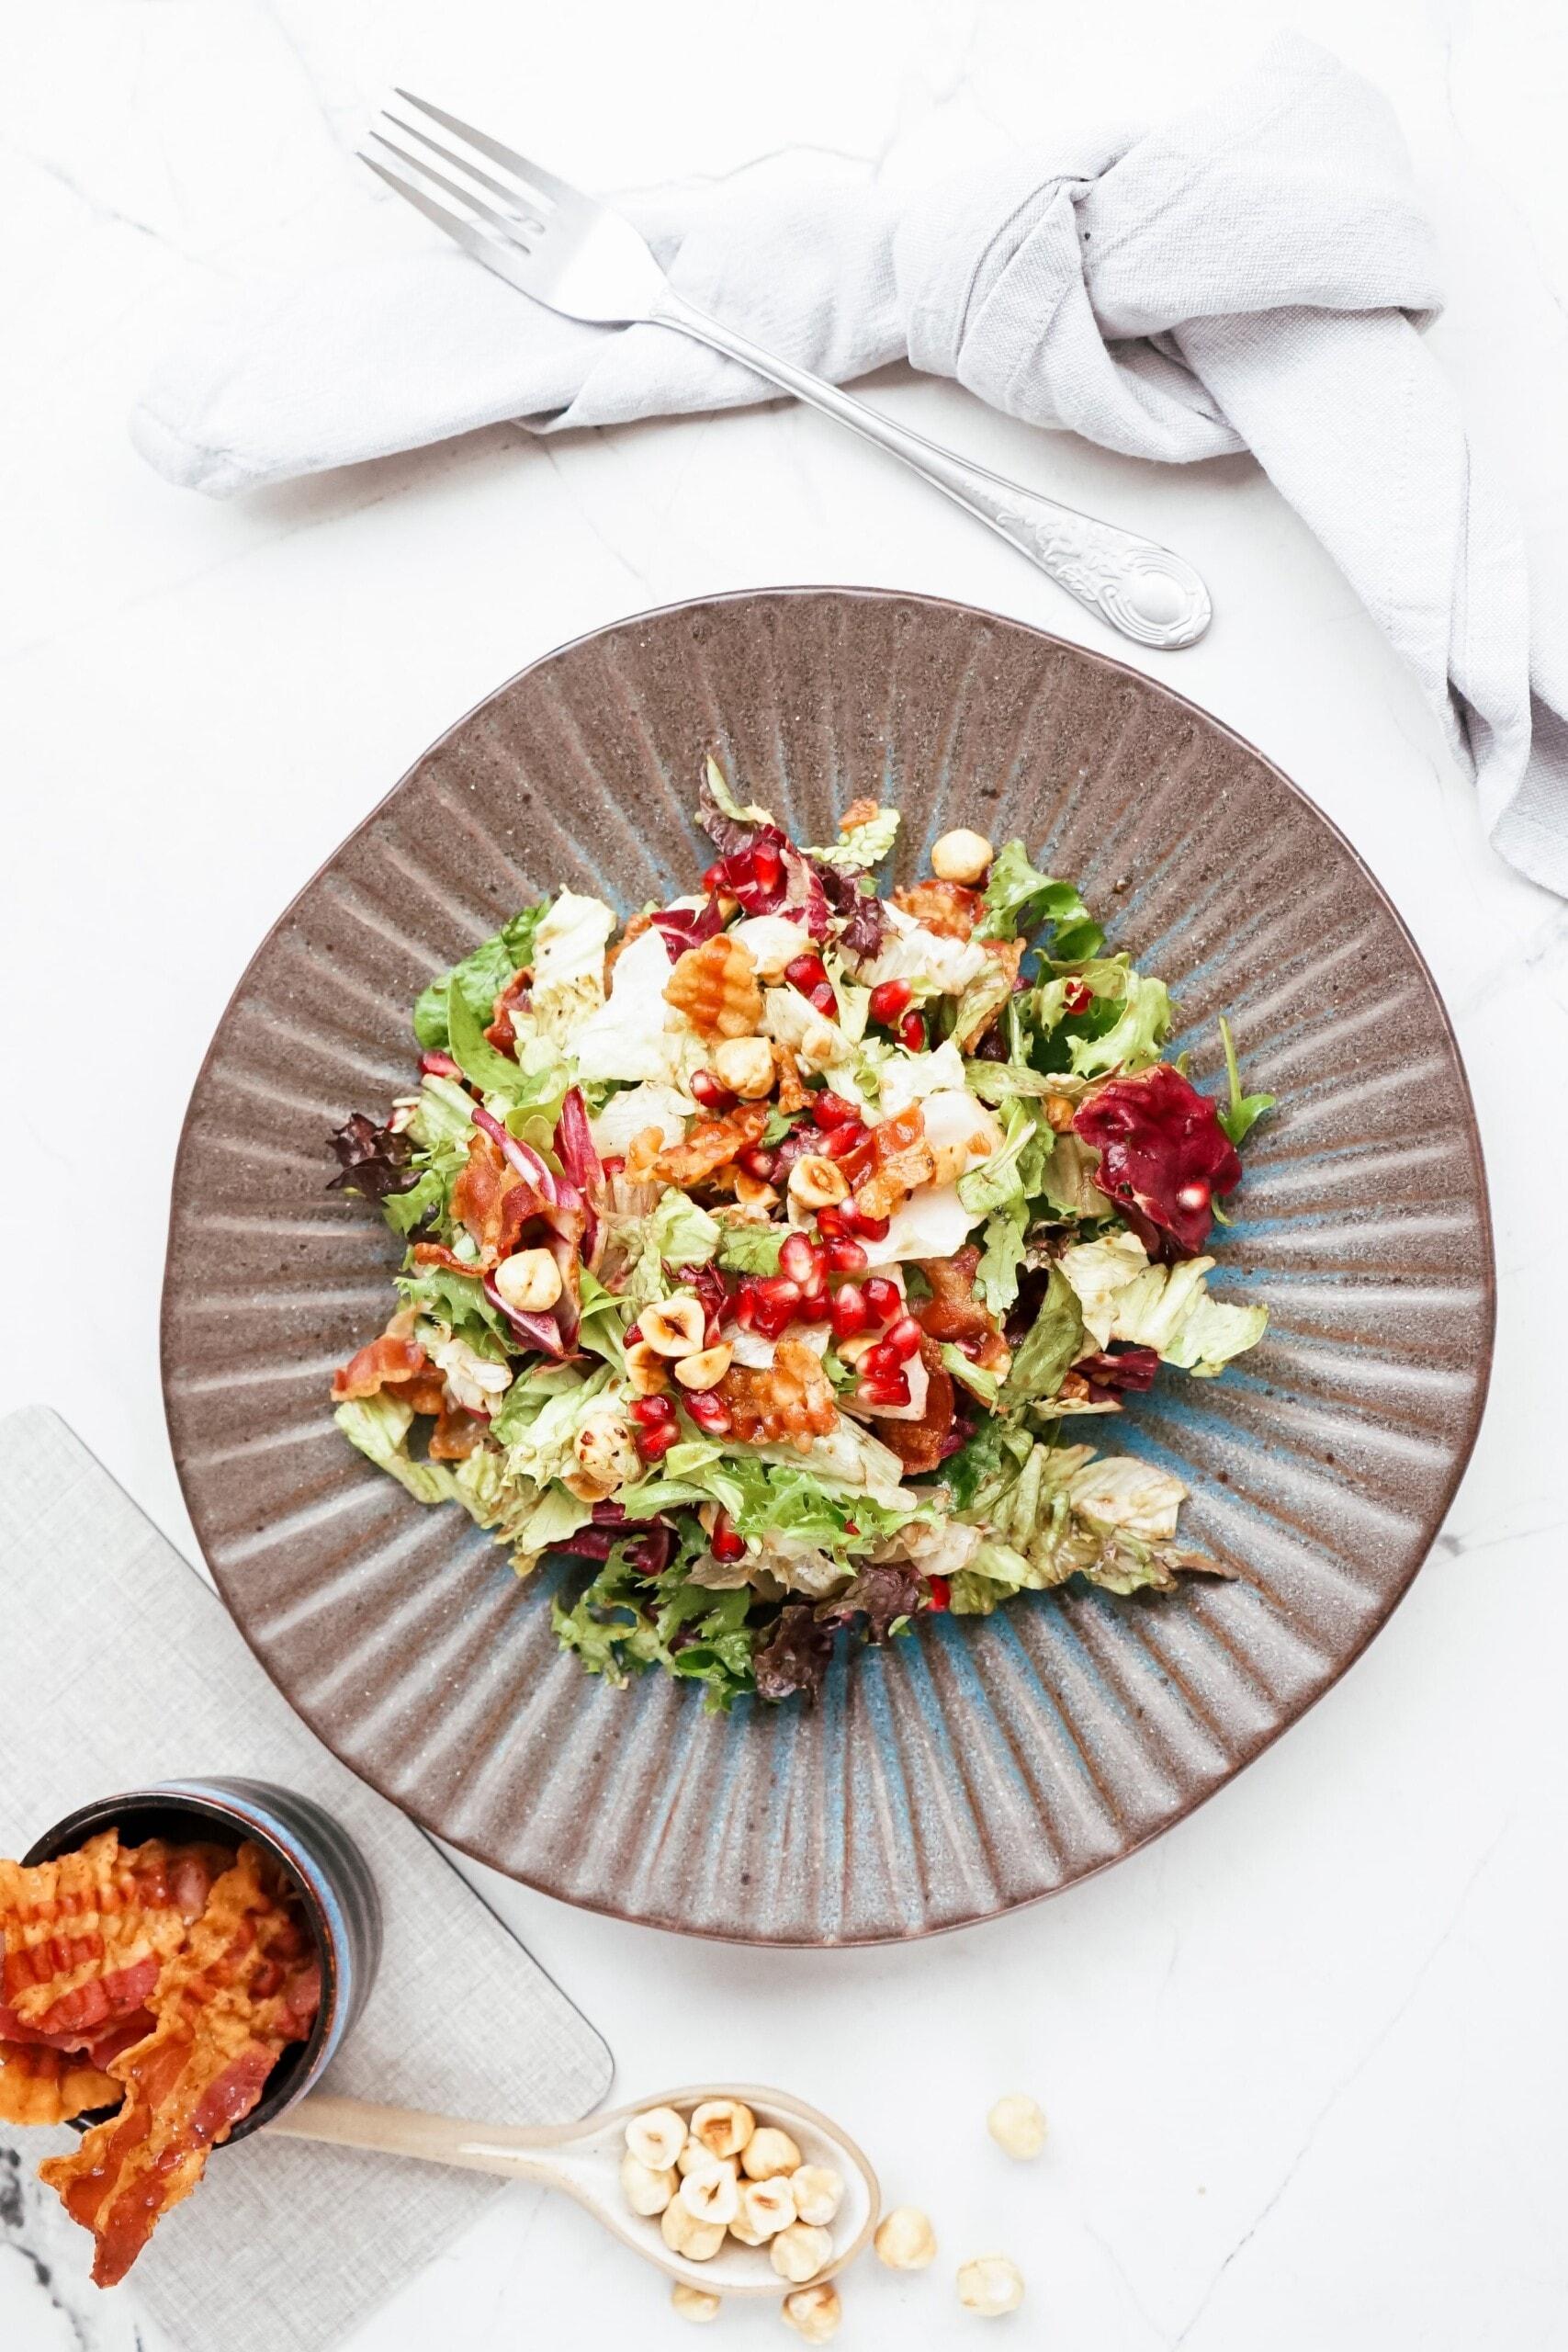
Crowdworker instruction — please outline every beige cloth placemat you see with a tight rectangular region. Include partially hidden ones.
[0,1406,613,2352]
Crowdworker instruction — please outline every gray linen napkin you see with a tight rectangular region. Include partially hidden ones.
[130,33,1568,899]
[0,1405,613,2352]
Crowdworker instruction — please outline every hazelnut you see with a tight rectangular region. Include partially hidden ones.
[674,1342,733,1391]
[671,2282,722,2324]
[619,2152,676,2216]
[492,1246,563,1312]
[782,2281,842,2341]
[625,2106,688,2172]
[770,2222,833,2284]
[789,2165,843,2227]
[679,2160,740,2228]
[677,2134,713,2177]
[728,2207,769,2247]
[641,1295,708,1358]
[930,827,994,885]
[874,2206,936,2270]
[734,1170,780,1211]
[1044,1092,1077,1133]
[987,2093,1046,2160]
[741,2125,803,2180]
[569,1408,640,1497]
[625,1337,671,1396]
[710,1036,776,1099]
[956,2254,1024,2317]
[787,1155,849,1211]
[661,2198,727,2262]
[739,2172,797,2239]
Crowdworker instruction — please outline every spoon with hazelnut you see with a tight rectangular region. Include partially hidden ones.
[267,2082,879,2300]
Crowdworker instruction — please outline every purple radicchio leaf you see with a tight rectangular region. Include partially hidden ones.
[326,1113,416,1204]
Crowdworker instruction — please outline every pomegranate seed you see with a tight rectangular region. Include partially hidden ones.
[861,1340,898,1377]
[863,1277,901,1324]
[625,1320,645,1346]
[600,1153,626,1178]
[897,1009,927,1051]
[734,1283,759,1330]
[629,1395,675,1427]
[822,1121,867,1160]
[809,981,838,1014]
[1062,978,1093,1014]
[868,978,912,1028]
[884,1313,924,1362]
[637,1422,679,1461]
[830,1283,871,1340]
[784,953,829,994]
[751,840,783,889]
[683,1389,732,1435]
[925,1574,952,1613]
[858,1371,912,1408]
[780,1232,818,1285]
[710,1511,746,1561]
[1177,1181,1211,1212]
[813,1091,858,1128]
[814,1204,849,1239]
[826,1238,868,1275]
[690,1069,737,1114]
[737,1144,778,1181]
[752,1273,803,1340]
[796,1289,832,1323]
[847,1206,890,1242]
[701,862,725,892]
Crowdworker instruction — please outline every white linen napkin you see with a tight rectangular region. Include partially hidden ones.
[130,33,1568,897]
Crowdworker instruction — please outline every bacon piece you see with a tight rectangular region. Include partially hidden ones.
[717,1340,838,1452]
[854,1106,935,1222]
[891,879,983,939]
[483,963,533,1053]
[638,1102,770,1190]
[876,1339,956,1474]
[39,1843,321,2289]
[427,1406,483,1460]
[839,796,881,833]
[914,1247,1011,1376]
[0,1835,205,2044]
[330,1332,427,1403]
[451,1129,542,1260]
[0,2041,120,2127]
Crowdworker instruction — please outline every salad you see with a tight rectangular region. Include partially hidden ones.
[328,761,1272,1708]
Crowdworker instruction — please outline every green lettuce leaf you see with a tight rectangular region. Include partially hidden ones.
[716,1223,787,1276]
[976,842,1104,956]
[941,1343,1001,1408]
[999,1266,1084,1406]
[957,1098,1048,1218]
[650,1189,721,1266]
[412,903,548,1052]
[809,804,900,869]
[333,1395,459,1506]
[394,1261,513,1356]
[974,1200,1029,1316]
[1217,1015,1275,1147]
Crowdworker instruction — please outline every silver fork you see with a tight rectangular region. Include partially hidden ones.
[361,95,1212,651]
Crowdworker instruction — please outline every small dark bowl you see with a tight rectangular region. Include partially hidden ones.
[24,1777,382,2141]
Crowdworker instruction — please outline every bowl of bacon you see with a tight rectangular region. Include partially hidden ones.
[1,1776,381,2287]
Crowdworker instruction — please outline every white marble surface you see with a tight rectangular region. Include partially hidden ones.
[4,1,1567,2346]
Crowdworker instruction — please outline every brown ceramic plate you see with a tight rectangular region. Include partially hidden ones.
[163,588,1493,1945]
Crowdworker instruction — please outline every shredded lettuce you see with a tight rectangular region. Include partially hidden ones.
[810,804,900,870]
[1056,1235,1268,1374]
[1000,1266,1085,1407]
[976,842,1104,957]
[412,902,549,1052]
[1217,1015,1275,1147]
[716,1222,787,1276]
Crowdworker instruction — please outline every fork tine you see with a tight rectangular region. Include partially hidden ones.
[381,112,546,223]
[392,90,579,211]
[359,150,513,267]
[367,130,530,247]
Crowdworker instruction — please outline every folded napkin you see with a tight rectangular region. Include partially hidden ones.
[0,1406,612,2352]
[130,33,1568,898]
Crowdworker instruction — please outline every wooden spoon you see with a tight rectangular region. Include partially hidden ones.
[267,2082,880,2300]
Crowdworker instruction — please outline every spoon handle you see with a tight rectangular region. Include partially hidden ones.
[266,2092,577,2184]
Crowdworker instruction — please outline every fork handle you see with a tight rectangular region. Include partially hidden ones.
[649,288,1211,651]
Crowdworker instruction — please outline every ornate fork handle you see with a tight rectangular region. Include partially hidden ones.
[652,288,1211,651]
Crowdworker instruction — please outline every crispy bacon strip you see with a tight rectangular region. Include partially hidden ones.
[0,2041,119,2127]
[633,1102,770,1190]
[483,963,533,1053]
[39,1844,320,2289]
[0,1835,212,2043]
[854,1106,935,1222]
[891,879,983,939]
[330,1332,428,1404]
[427,1405,483,1460]
[915,1247,1011,1377]
[876,1339,956,1474]
[451,1130,544,1261]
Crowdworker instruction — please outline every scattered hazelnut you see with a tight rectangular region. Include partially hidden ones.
[677,2134,713,2177]
[782,2281,842,2341]
[739,2173,797,2240]
[674,1342,733,1391]
[987,2094,1046,2161]
[661,2198,727,2262]
[874,2206,936,2270]
[728,2207,769,2247]
[786,1155,849,1211]
[710,1037,776,1099]
[680,2160,740,2228]
[770,2222,833,2284]
[1043,1092,1077,1133]
[570,1407,641,1497]
[626,2106,688,2172]
[931,828,994,886]
[742,2126,804,2180]
[641,1295,708,1358]
[625,1338,671,1396]
[671,2282,722,2324]
[492,1246,563,1312]
[619,2152,676,2216]
[956,2254,1024,2318]
[789,2166,843,2227]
